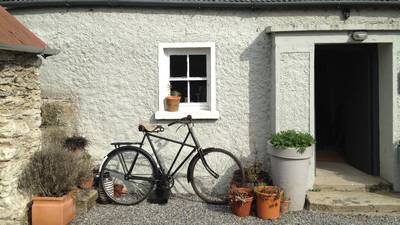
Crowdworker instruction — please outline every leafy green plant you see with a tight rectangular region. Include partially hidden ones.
[18,149,80,197]
[269,130,316,154]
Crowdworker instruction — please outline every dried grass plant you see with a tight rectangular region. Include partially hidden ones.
[18,148,80,197]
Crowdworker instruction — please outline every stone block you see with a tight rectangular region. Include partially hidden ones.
[0,142,17,161]
[76,189,98,215]
[41,99,75,127]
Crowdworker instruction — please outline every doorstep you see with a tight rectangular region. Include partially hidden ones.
[306,191,400,214]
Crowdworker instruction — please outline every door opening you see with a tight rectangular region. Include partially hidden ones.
[315,44,379,176]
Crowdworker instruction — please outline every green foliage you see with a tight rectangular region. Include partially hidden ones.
[270,130,316,154]
[18,149,80,197]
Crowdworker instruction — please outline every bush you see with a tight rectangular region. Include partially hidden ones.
[18,149,80,197]
[269,130,316,154]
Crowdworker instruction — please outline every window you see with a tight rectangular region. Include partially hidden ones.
[156,43,219,119]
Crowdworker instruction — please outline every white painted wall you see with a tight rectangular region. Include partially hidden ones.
[10,7,400,192]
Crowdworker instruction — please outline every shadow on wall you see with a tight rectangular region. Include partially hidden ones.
[240,31,273,170]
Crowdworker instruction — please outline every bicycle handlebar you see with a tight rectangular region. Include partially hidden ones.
[168,115,192,127]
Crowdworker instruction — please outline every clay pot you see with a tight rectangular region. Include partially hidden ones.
[254,186,281,220]
[280,199,290,214]
[32,194,76,225]
[165,96,181,112]
[229,187,254,217]
[114,184,124,197]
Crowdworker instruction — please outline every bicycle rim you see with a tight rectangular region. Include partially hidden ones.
[100,147,156,205]
[190,148,244,204]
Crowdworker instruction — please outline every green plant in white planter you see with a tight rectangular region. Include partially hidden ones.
[268,130,316,211]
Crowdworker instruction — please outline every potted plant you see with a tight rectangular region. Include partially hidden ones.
[268,130,316,211]
[64,135,89,158]
[254,185,282,220]
[244,162,271,187]
[229,187,254,217]
[165,84,181,112]
[18,149,79,225]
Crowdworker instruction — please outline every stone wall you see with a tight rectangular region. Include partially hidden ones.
[41,98,77,151]
[0,51,42,225]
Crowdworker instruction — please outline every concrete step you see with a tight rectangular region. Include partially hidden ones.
[315,162,391,192]
[76,189,98,215]
[306,190,400,214]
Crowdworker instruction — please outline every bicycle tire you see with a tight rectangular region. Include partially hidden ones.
[189,148,244,205]
[99,146,156,205]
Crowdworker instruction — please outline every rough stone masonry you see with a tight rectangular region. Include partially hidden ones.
[0,50,42,225]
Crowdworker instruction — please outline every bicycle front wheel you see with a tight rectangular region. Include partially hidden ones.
[100,146,156,205]
[189,148,244,204]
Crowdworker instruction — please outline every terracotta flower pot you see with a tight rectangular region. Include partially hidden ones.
[254,186,281,220]
[280,199,290,214]
[114,184,124,197]
[165,96,181,112]
[32,194,76,225]
[229,187,254,217]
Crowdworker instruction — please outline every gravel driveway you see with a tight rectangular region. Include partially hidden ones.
[71,195,400,225]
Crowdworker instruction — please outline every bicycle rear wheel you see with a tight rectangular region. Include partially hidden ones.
[189,148,244,204]
[99,146,156,205]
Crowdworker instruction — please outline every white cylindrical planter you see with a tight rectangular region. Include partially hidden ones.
[268,144,312,211]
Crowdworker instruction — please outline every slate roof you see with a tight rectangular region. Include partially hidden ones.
[1,0,400,9]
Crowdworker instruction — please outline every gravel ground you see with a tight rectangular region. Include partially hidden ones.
[71,195,400,225]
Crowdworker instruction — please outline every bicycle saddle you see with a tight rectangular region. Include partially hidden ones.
[138,124,164,133]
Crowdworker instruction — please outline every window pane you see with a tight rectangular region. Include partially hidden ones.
[170,55,187,77]
[189,55,206,77]
[170,81,188,102]
[190,81,207,102]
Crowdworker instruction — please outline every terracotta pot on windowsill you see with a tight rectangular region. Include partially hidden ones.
[165,96,181,112]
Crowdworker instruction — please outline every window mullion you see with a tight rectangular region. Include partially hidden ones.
[187,54,190,103]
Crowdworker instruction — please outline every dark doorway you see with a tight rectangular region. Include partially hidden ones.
[315,44,379,176]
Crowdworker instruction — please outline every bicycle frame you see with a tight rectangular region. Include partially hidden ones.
[129,124,219,180]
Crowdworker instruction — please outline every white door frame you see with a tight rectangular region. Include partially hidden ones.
[268,26,400,190]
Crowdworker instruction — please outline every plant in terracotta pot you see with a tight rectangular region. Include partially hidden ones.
[64,135,89,158]
[229,187,254,217]
[18,149,80,225]
[254,185,282,220]
[244,162,271,187]
[165,84,181,112]
[268,130,316,211]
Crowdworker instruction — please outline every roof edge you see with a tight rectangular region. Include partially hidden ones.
[2,0,400,9]
[0,43,59,56]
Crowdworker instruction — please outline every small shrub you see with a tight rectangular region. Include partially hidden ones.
[244,162,271,186]
[269,130,316,154]
[18,149,80,197]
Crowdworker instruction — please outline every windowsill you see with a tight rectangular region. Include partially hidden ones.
[155,110,220,120]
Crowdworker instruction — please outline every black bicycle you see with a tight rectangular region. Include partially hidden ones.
[99,115,244,205]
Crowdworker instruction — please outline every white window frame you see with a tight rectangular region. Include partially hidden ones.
[156,42,219,120]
